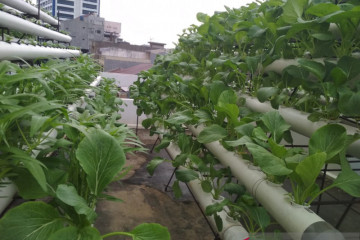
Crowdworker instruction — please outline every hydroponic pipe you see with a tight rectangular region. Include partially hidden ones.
[165,142,249,240]
[0,11,71,42]
[189,125,344,240]
[0,179,17,214]
[0,42,80,60]
[241,95,360,159]
[0,0,58,25]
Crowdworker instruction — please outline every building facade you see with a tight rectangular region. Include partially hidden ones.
[61,13,104,51]
[39,0,100,20]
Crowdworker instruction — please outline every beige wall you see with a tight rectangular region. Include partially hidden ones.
[104,21,121,34]
[100,47,149,59]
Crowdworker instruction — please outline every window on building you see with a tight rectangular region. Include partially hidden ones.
[83,3,97,9]
[57,6,73,12]
[82,10,95,14]
[58,13,74,19]
[84,0,97,3]
[96,30,101,34]
[57,0,74,6]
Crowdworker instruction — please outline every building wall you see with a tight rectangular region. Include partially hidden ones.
[103,60,144,72]
[92,41,166,72]
[39,0,100,20]
[100,47,149,59]
[104,21,121,35]
[61,14,104,50]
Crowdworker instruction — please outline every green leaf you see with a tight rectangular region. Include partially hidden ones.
[30,115,50,137]
[197,125,228,143]
[306,3,340,17]
[338,90,360,116]
[333,153,360,197]
[194,109,213,123]
[205,199,229,215]
[165,110,192,125]
[257,87,279,102]
[209,81,229,105]
[295,152,327,188]
[214,213,223,232]
[129,223,170,240]
[224,183,246,196]
[225,136,253,147]
[0,202,65,240]
[298,59,325,80]
[13,168,48,199]
[217,89,237,106]
[175,169,199,182]
[201,180,213,193]
[56,184,97,222]
[252,127,268,142]
[234,123,255,137]
[49,226,101,240]
[268,138,287,159]
[6,148,48,192]
[246,143,292,176]
[248,207,271,231]
[147,157,166,176]
[260,111,291,143]
[282,0,307,23]
[172,180,182,198]
[309,124,347,161]
[311,33,333,41]
[154,138,171,152]
[215,104,239,124]
[196,12,209,23]
[330,67,347,86]
[337,56,360,80]
[245,56,261,73]
[76,129,126,196]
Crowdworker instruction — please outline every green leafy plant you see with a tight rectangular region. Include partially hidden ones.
[0,56,169,240]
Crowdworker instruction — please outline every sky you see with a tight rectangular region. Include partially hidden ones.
[100,0,255,48]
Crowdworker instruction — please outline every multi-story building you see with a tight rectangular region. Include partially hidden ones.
[39,0,100,21]
[61,13,104,51]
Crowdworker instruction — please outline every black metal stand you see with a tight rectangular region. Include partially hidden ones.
[149,136,160,153]
[159,140,219,240]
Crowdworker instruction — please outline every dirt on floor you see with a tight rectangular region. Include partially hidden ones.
[94,129,214,240]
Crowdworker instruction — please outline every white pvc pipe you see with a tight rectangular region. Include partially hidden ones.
[242,95,360,159]
[0,179,17,214]
[0,11,71,42]
[166,142,249,240]
[189,125,343,240]
[0,0,58,25]
[0,42,80,60]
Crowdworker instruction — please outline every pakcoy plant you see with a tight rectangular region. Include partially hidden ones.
[0,56,170,239]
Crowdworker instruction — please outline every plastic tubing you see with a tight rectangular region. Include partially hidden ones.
[0,42,80,60]
[189,125,344,240]
[165,142,249,240]
[0,0,58,25]
[0,11,70,42]
[241,95,360,159]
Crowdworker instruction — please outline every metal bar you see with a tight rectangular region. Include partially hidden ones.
[317,164,328,214]
[37,0,40,20]
[149,136,160,153]
[16,33,26,44]
[312,199,360,205]
[336,197,357,229]
[135,115,139,136]
[185,182,220,239]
